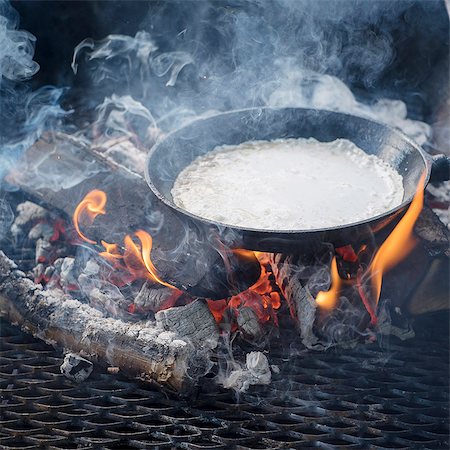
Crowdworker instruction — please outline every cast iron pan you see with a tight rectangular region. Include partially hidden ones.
[145,107,449,253]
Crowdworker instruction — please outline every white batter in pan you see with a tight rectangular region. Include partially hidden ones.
[171,138,404,230]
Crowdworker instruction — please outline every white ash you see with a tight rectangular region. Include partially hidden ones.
[77,272,128,316]
[84,284,127,317]
[52,257,77,290]
[222,352,272,392]
[155,299,219,350]
[11,201,48,237]
[83,259,100,276]
[237,306,263,340]
[35,237,53,264]
[28,222,53,241]
[32,263,45,280]
[60,353,93,382]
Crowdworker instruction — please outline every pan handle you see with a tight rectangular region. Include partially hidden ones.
[430,154,450,183]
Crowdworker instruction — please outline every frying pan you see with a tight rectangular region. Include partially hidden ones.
[145,107,449,253]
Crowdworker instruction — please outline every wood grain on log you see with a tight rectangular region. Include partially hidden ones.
[0,250,195,392]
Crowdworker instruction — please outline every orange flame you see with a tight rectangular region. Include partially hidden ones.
[316,173,425,320]
[134,230,174,288]
[315,256,342,310]
[73,190,107,244]
[362,172,426,319]
[73,190,175,289]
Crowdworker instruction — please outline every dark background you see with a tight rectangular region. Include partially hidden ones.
[10,0,450,148]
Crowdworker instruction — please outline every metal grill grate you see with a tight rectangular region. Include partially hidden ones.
[0,316,448,449]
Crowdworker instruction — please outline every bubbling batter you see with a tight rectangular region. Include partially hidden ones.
[171,138,404,230]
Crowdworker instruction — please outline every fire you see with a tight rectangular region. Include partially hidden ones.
[228,254,281,325]
[359,172,426,323]
[73,190,175,289]
[315,257,342,310]
[316,173,426,323]
[73,190,107,244]
[207,252,281,327]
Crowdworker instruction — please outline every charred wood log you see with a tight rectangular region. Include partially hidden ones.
[270,206,450,344]
[0,250,201,392]
[269,253,322,349]
[6,132,260,299]
[155,299,219,350]
[134,281,177,312]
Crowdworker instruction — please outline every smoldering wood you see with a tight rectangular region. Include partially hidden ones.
[270,206,450,340]
[155,299,219,350]
[35,237,53,264]
[269,253,322,349]
[60,353,94,382]
[6,132,260,299]
[135,281,175,312]
[0,250,198,392]
[236,306,263,340]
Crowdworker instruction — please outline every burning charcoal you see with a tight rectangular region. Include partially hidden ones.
[135,281,176,312]
[28,222,54,241]
[237,306,263,340]
[86,284,128,317]
[222,351,271,392]
[56,257,77,291]
[11,201,48,238]
[269,254,322,349]
[35,237,53,264]
[33,263,46,282]
[44,265,55,280]
[155,299,219,349]
[60,353,93,382]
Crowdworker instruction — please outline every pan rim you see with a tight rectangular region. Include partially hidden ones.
[144,106,430,236]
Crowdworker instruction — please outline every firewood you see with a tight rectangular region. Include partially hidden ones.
[6,132,260,299]
[155,299,219,350]
[236,306,263,340]
[134,280,175,312]
[0,250,201,392]
[269,253,322,349]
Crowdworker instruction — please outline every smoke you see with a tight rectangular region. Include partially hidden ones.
[69,0,431,147]
[0,0,67,185]
[0,0,445,390]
